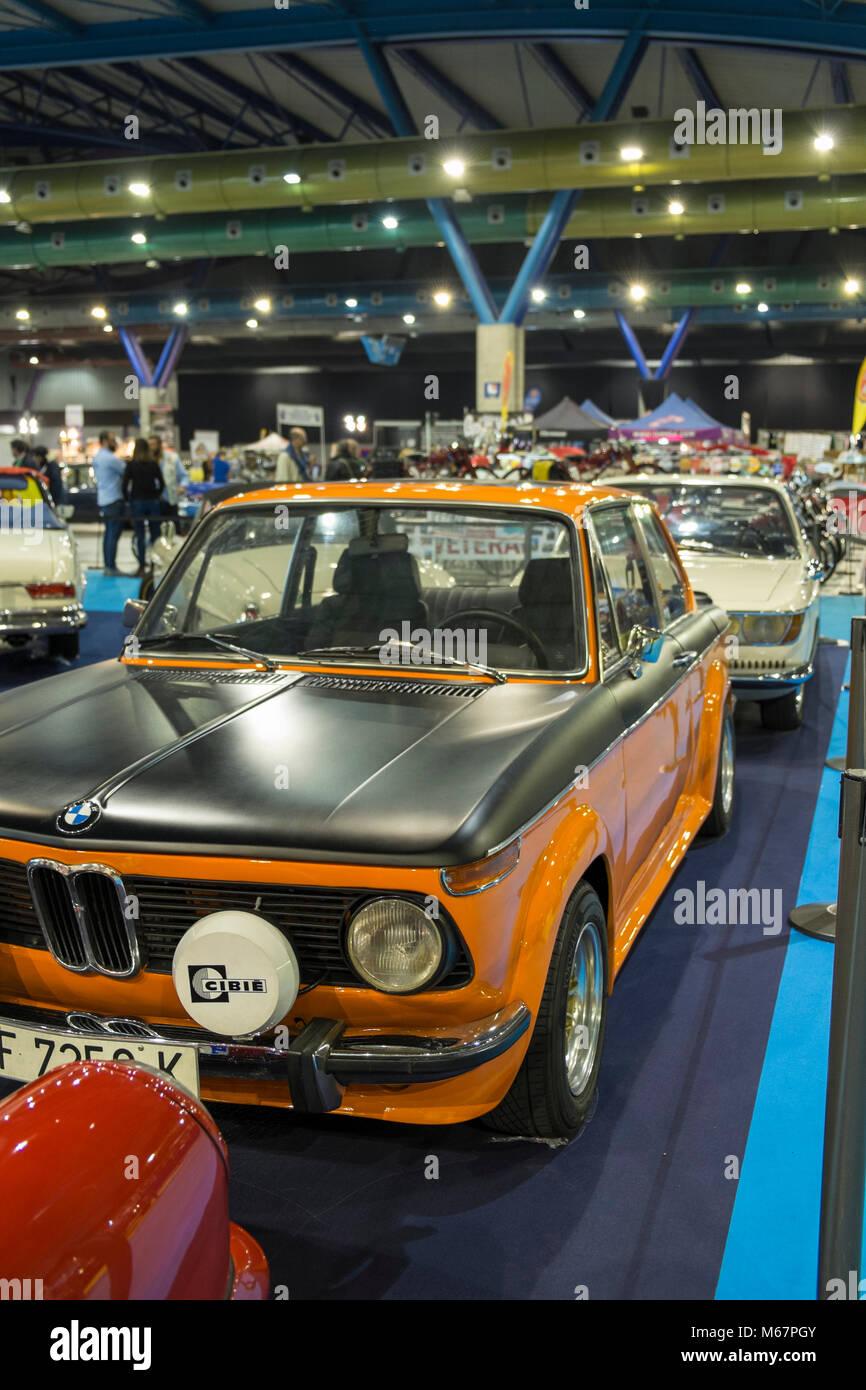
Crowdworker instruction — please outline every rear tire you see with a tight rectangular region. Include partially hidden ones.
[701,703,735,837]
[761,684,805,732]
[49,632,79,661]
[482,881,607,1139]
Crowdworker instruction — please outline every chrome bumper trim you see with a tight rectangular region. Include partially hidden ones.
[730,659,814,689]
[0,606,86,638]
[0,999,531,1103]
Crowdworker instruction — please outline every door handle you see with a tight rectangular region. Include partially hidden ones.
[671,650,698,668]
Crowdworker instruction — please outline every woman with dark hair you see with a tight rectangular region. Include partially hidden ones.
[31,445,65,507]
[123,438,165,576]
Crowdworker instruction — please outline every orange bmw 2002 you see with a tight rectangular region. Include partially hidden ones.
[0,482,734,1139]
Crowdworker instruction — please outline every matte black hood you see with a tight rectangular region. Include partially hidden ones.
[0,660,624,865]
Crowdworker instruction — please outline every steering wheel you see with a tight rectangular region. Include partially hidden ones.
[443,607,550,668]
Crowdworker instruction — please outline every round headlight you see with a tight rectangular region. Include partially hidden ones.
[347,898,444,993]
[742,614,790,645]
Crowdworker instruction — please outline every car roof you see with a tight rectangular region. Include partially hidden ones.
[208,478,638,517]
[604,471,788,494]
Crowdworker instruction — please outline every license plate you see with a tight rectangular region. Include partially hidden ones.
[0,1018,200,1096]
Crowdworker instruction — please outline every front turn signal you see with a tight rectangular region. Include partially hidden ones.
[441,839,520,896]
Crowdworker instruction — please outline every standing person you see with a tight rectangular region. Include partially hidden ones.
[211,448,231,485]
[10,438,36,470]
[288,428,311,481]
[123,438,165,577]
[31,445,65,507]
[325,438,362,481]
[149,434,187,519]
[93,430,127,576]
[274,442,302,483]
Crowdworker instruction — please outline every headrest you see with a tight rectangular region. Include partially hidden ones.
[347,533,408,557]
[518,557,574,607]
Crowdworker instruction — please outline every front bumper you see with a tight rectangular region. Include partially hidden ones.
[0,605,86,642]
[0,999,531,1114]
[729,657,814,697]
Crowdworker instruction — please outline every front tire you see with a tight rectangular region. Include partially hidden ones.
[48,632,79,661]
[701,703,736,837]
[761,684,805,732]
[482,881,607,1139]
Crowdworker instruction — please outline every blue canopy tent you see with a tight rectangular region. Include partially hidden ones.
[612,393,745,444]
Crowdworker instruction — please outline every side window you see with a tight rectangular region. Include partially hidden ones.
[591,505,662,641]
[636,505,689,626]
[589,532,621,673]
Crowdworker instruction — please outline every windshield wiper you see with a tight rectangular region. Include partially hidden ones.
[296,641,508,684]
[675,539,750,558]
[134,629,278,671]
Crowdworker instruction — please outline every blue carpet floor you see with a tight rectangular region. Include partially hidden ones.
[0,588,855,1299]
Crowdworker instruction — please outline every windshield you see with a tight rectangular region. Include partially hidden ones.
[624,483,800,559]
[138,502,584,674]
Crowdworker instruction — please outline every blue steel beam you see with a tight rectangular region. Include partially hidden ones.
[118,328,154,387]
[5,1,866,73]
[614,310,653,379]
[356,27,498,324]
[830,58,854,104]
[529,43,594,118]
[653,307,697,380]
[114,60,271,146]
[499,29,648,325]
[393,47,502,130]
[58,65,218,148]
[676,48,723,109]
[154,323,188,386]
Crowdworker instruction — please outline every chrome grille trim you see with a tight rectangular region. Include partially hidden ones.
[25,859,140,978]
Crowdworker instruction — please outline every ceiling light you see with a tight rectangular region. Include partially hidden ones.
[443,158,465,178]
[15,308,29,320]
[283,172,301,185]
[128,181,150,197]
[629,284,647,302]
[531,287,547,303]
[668,200,685,216]
[28,355,38,364]
[382,215,399,230]
[402,313,416,325]
[433,290,452,307]
[173,301,188,316]
[735,282,752,295]
[620,145,643,161]
[90,305,107,319]
[145,258,159,269]
[573,309,586,319]
[103,323,113,332]
[345,297,358,308]
[130,231,147,245]
[253,297,271,313]
[844,279,861,295]
[246,318,258,328]
[814,133,834,152]
[757,302,769,313]
[0,190,10,204]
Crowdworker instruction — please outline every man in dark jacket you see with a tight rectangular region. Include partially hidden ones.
[325,439,362,481]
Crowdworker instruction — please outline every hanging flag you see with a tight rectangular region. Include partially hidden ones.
[500,350,514,432]
[853,355,866,438]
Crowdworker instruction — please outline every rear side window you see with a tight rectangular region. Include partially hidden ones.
[591,504,662,640]
[635,505,689,626]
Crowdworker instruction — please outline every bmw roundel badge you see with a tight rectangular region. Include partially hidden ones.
[57,799,101,834]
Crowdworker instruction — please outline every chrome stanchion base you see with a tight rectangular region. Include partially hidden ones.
[790,901,837,941]
[826,756,847,771]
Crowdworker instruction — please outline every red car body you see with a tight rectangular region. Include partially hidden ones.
[0,1060,267,1300]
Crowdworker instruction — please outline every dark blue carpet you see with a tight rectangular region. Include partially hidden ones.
[0,609,123,693]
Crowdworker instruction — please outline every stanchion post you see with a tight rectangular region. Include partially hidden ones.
[791,616,866,938]
[818,768,866,1298]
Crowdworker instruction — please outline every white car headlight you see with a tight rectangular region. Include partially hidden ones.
[742,614,793,645]
[347,898,444,993]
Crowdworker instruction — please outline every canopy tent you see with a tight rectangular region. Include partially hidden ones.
[612,393,746,445]
[580,398,618,428]
[239,432,289,454]
[530,396,604,436]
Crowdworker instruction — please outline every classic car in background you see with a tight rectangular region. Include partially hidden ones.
[608,473,821,730]
[0,481,732,1140]
[60,461,100,522]
[0,1059,268,1299]
[0,468,86,660]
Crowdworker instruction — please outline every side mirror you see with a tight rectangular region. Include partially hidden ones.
[123,597,147,628]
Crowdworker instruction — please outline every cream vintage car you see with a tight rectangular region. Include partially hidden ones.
[0,467,86,660]
[606,473,821,730]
